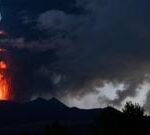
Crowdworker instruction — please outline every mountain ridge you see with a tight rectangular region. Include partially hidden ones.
[0,97,122,127]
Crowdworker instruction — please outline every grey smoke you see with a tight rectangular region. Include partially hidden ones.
[36,0,150,107]
[1,0,150,108]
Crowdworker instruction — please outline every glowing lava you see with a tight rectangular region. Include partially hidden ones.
[0,73,10,100]
[0,61,7,69]
[0,50,12,100]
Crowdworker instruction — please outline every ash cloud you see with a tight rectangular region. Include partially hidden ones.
[1,0,150,108]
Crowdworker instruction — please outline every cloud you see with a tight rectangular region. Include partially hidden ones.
[35,0,150,108]
[1,0,150,109]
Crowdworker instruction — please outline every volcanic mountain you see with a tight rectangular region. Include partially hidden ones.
[0,98,123,135]
[0,98,121,123]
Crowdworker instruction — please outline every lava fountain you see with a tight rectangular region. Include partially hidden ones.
[0,49,12,100]
[0,9,12,100]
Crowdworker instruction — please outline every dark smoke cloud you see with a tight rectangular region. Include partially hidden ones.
[1,0,150,108]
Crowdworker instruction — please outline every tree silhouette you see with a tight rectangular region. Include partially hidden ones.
[122,101,145,135]
[122,101,144,117]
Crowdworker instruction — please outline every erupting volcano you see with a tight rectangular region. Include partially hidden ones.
[0,49,12,100]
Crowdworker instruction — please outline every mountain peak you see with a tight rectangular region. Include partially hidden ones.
[49,97,60,102]
[48,97,68,109]
[32,97,47,103]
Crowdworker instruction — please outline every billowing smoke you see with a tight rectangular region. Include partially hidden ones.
[1,0,150,109]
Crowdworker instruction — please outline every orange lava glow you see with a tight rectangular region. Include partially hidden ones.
[0,73,10,100]
[0,49,12,100]
[0,61,7,69]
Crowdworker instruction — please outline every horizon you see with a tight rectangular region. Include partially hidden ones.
[0,96,146,113]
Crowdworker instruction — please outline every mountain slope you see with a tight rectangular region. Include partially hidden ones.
[0,98,121,126]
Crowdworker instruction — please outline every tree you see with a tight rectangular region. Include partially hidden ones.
[122,101,145,135]
[122,101,144,117]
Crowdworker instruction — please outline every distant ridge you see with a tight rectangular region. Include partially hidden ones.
[31,97,48,103]
[27,97,69,111]
[0,97,122,127]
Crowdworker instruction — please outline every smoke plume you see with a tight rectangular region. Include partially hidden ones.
[1,0,150,109]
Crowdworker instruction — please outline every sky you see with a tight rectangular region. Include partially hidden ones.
[0,0,150,110]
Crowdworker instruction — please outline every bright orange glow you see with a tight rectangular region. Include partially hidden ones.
[0,61,7,69]
[0,56,11,100]
[0,73,10,100]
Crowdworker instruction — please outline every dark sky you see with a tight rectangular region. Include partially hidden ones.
[0,0,150,110]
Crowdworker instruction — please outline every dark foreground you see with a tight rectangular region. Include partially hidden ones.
[0,98,149,135]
